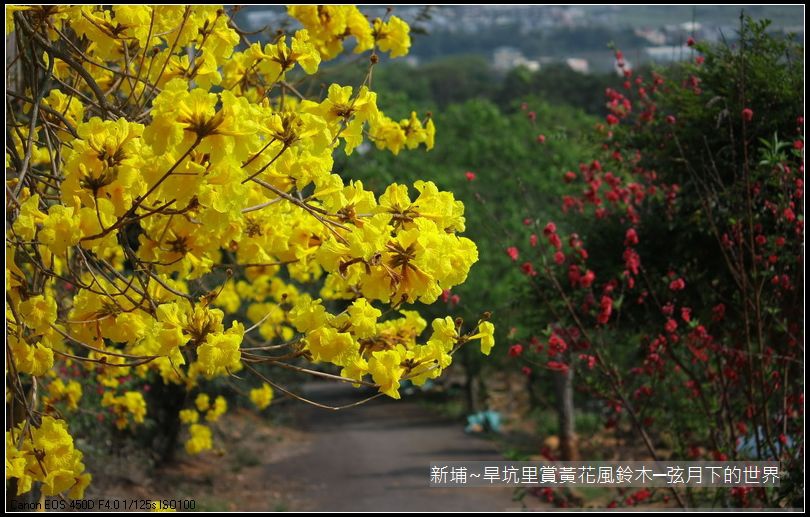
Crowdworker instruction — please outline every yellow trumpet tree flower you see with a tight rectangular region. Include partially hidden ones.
[5,5,495,501]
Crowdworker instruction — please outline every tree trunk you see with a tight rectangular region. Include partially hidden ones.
[151,381,187,464]
[555,366,578,460]
[461,351,481,414]
[464,372,480,414]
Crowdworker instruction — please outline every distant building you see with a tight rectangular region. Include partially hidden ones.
[243,8,286,32]
[645,46,688,63]
[565,58,589,74]
[492,47,540,72]
[402,56,420,68]
[634,27,667,45]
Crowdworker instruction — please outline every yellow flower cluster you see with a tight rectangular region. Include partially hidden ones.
[6,417,91,499]
[45,378,83,411]
[176,394,227,454]
[101,391,148,430]
[250,383,275,410]
[5,5,493,497]
[185,424,213,455]
[291,301,493,399]
[287,6,411,60]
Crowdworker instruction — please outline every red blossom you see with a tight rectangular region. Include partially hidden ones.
[633,489,652,504]
[624,228,639,246]
[597,296,613,324]
[465,171,476,181]
[742,108,754,122]
[553,251,565,265]
[686,36,696,47]
[623,248,640,275]
[508,344,523,357]
[521,262,538,277]
[529,233,538,247]
[548,334,567,355]
[580,269,596,288]
[579,354,597,369]
[537,134,546,144]
[506,246,519,261]
[665,318,678,333]
[606,114,619,125]
[669,278,686,291]
[568,265,582,286]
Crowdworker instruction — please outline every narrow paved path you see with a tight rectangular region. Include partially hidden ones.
[265,382,524,511]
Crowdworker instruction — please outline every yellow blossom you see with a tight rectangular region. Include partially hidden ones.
[195,393,210,412]
[373,16,411,58]
[179,409,199,424]
[368,348,406,399]
[205,395,227,422]
[185,424,213,455]
[249,383,274,410]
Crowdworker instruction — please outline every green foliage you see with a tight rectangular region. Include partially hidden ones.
[373,55,498,110]
[620,16,804,325]
[497,64,619,115]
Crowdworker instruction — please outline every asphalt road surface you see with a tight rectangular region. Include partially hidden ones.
[265,382,523,511]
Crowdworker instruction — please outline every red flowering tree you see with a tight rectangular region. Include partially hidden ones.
[493,17,803,508]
